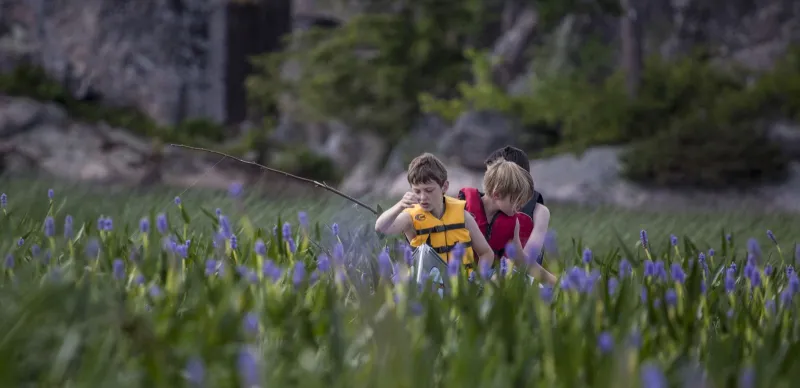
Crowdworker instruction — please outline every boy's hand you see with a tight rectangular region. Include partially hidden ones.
[513,219,521,245]
[398,192,419,209]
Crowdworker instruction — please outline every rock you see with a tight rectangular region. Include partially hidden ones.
[768,121,800,160]
[338,132,389,196]
[529,146,623,204]
[437,111,518,170]
[0,97,67,138]
[383,115,449,175]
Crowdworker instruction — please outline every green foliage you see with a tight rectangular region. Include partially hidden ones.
[620,116,790,189]
[247,0,487,141]
[0,65,226,144]
[424,47,800,159]
[0,183,799,386]
[272,146,340,183]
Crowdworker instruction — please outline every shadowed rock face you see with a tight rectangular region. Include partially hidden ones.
[0,0,212,126]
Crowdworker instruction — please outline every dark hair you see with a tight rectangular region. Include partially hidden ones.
[407,153,448,187]
[484,146,530,173]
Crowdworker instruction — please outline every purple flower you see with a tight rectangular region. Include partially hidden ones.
[640,229,649,249]
[215,208,222,217]
[331,223,339,237]
[790,274,800,293]
[597,332,613,354]
[725,274,736,293]
[665,289,677,307]
[16,237,23,247]
[644,260,655,277]
[452,243,466,263]
[764,265,773,277]
[479,260,492,279]
[31,244,40,256]
[378,249,392,279]
[0,193,6,208]
[149,285,162,299]
[766,230,777,245]
[228,182,243,198]
[447,255,461,278]
[230,235,238,250]
[86,238,100,259]
[402,244,413,267]
[739,366,755,388]
[237,346,260,387]
[156,213,168,234]
[747,238,761,259]
[317,254,330,272]
[243,312,259,334]
[219,216,232,239]
[608,277,618,295]
[670,234,678,246]
[543,230,558,255]
[282,222,292,239]
[619,259,631,278]
[500,258,508,277]
[780,289,793,306]
[582,248,592,264]
[504,242,516,260]
[298,211,308,230]
[292,261,306,286]
[47,189,54,200]
[540,285,554,303]
[333,242,344,265]
[670,263,685,284]
[254,239,266,256]
[113,259,125,280]
[567,267,585,290]
[640,363,667,388]
[135,274,145,285]
[64,215,74,239]
[185,356,205,387]
[139,217,150,233]
[205,259,218,276]
[708,248,715,257]
[262,260,282,282]
[4,254,14,269]
[174,196,181,205]
[44,216,55,237]
[749,270,762,289]
[286,237,296,254]
[640,287,648,303]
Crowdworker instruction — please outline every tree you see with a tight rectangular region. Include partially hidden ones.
[619,0,643,99]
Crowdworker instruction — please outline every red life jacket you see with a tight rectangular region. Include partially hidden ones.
[459,187,533,258]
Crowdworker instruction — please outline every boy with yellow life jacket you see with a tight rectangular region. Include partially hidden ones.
[374,153,495,278]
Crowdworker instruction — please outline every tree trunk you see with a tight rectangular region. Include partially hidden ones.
[620,0,643,99]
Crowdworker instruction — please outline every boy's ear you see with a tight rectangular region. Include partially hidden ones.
[442,180,449,194]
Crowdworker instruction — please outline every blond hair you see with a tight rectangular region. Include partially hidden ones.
[407,153,448,187]
[483,158,534,209]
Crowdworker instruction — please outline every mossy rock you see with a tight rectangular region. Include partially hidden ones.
[272,146,341,184]
[620,116,790,189]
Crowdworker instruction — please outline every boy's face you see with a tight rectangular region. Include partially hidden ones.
[491,193,518,216]
[411,180,448,212]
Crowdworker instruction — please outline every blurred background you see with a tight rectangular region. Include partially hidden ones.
[0,0,798,217]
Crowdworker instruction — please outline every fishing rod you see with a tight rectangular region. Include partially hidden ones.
[170,144,381,216]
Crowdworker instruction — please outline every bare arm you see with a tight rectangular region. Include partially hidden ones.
[523,205,551,261]
[464,210,495,269]
[511,217,557,286]
[375,204,413,236]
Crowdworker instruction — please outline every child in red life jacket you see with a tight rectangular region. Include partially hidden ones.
[458,158,557,286]
[481,146,551,264]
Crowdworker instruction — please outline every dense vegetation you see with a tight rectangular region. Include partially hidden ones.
[0,182,799,386]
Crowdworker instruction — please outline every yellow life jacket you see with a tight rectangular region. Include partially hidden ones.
[405,196,475,271]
